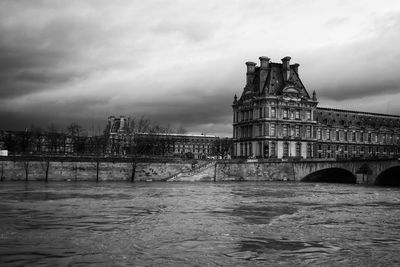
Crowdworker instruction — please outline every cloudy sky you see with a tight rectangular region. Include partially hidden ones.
[1,0,400,136]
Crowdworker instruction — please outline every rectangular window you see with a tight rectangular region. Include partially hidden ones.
[258,125,262,136]
[296,143,301,157]
[326,129,331,140]
[306,126,311,138]
[306,110,311,120]
[271,142,276,157]
[360,132,364,142]
[368,133,372,142]
[283,109,288,119]
[307,143,312,158]
[271,107,276,118]
[283,125,288,136]
[295,125,300,137]
[344,131,348,141]
[259,107,263,118]
[317,128,322,140]
[270,124,275,136]
[295,110,300,120]
[283,143,289,157]
[352,132,356,142]
[264,123,269,136]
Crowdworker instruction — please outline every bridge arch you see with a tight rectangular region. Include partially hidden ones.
[375,166,400,186]
[302,167,356,184]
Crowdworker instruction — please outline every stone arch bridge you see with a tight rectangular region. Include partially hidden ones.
[215,159,400,185]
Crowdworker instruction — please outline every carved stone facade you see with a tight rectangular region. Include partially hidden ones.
[232,56,400,159]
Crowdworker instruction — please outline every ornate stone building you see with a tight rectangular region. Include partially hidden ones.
[232,56,400,159]
[105,116,220,159]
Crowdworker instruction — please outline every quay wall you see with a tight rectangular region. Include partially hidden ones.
[0,157,193,182]
[215,161,294,181]
[1,157,398,184]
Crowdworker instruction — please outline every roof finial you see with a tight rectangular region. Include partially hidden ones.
[312,90,317,101]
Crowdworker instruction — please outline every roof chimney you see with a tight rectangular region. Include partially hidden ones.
[281,56,291,82]
[259,56,270,94]
[259,56,270,69]
[108,116,115,133]
[245,61,256,85]
[119,116,125,131]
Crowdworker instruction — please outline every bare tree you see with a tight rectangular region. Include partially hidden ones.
[23,161,29,182]
[40,157,51,182]
[176,126,187,134]
[137,116,151,133]
[46,123,60,153]
[1,161,5,181]
[66,122,83,137]
[65,122,84,154]
[30,125,44,154]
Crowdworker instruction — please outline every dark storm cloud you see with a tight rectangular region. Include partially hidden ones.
[0,1,120,99]
[1,0,400,135]
[130,90,233,125]
[302,12,400,102]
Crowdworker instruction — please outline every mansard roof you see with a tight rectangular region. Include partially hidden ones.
[237,56,311,104]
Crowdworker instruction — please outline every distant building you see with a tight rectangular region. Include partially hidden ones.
[105,116,222,159]
[134,133,219,159]
[232,56,400,159]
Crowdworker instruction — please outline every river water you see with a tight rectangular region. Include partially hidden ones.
[0,181,399,266]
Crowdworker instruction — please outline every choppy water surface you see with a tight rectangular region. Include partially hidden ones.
[0,182,400,266]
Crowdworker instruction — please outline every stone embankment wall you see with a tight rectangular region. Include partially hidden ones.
[0,157,194,182]
[4,157,390,183]
[215,161,294,181]
[0,157,299,182]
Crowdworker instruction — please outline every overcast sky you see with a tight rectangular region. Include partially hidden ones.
[1,0,400,136]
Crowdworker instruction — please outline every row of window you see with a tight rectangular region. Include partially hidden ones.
[316,144,399,159]
[235,124,400,144]
[233,107,312,122]
[235,141,400,159]
[234,124,312,139]
[316,128,400,144]
[237,142,312,158]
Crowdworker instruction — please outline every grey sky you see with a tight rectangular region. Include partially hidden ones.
[1,0,400,136]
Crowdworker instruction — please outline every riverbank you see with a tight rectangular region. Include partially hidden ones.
[0,156,198,182]
[1,155,396,183]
